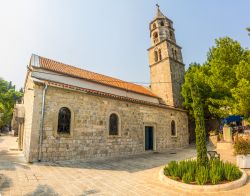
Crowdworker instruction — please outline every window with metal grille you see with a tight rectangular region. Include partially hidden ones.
[57,107,71,134]
[109,113,119,135]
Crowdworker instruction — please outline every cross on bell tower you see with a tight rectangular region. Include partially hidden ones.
[148,5,185,108]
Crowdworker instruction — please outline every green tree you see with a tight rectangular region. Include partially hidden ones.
[182,64,211,119]
[231,52,250,119]
[182,37,249,120]
[206,37,245,118]
[183,65,209,166]
[247,28,250,36]
[0,78,23,129]
[182,37,249,165]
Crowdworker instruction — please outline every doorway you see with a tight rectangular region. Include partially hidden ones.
[145,126,154,150]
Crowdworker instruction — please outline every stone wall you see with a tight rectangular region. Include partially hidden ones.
[25,83,189,162]
[23,75,36,161]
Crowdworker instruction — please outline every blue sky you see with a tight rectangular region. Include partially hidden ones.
[0,0,249,89]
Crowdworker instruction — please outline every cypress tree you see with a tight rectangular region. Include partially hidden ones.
[189,77,209,167]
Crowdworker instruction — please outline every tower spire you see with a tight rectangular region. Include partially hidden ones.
[154,4,166,19]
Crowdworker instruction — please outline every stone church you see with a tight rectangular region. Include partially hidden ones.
[17,6,189,162]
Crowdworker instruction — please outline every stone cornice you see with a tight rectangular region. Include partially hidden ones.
[147,39,182,51]
[33,79,187,113]
[149,57,185,67]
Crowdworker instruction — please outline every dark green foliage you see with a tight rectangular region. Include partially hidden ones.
[187,76,208,167]
[182,172,193,184]
[209,159,224,184]
[224,162,242,181]
[195,166,209,185]
[164,160,197,180]
[164,161,179,177]
[164,159,242,185]
[182,37,250,167]
[0,78,23,128]
[182,37,250,121]
[247,27,250,36]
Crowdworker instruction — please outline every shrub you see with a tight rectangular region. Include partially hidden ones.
[209,159,224,184]
[163,159,242,185]
[234,137,250,155]
[164,160,197,179]
[182,172,193,184]
[184,160,196,180]
[195,166,209,185]
[164,161,179,177]
[224,162,242,181]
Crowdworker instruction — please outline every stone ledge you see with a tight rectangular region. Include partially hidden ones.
[159,168,248,192]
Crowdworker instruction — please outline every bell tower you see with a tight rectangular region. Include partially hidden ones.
[148,5,185,108]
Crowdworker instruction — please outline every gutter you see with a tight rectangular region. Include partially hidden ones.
[38,83,48,161]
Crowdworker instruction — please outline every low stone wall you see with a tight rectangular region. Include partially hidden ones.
[159,168,248,192]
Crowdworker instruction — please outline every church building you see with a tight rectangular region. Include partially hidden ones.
[18,6,189,162]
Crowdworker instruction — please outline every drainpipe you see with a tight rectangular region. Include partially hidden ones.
[38,83,48,161]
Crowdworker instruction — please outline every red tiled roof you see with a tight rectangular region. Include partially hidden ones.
[35,56,157,98]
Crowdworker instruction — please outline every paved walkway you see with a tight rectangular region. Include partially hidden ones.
[0,134,249,196]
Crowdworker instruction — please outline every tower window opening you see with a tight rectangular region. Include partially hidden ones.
[158,49,162,61]
[175,50,177,60]
[154,50,158,62]
[170,31,173,39]
[160,21,164,26]
[153,23,157,29]
[172,48,175,59]
[153,32,158,43]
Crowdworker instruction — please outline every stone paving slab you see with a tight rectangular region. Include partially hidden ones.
[0,134,249,196]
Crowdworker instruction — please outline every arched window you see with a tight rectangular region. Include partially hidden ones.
[57,107,71,134]
[109,113,119,135]
[153,32,158,39]
[160,21,164,26]
[153,32,158,44]
[154,50,158,62]
[171,120,176,136]
[153,23,157,29]
[158,49,162,61]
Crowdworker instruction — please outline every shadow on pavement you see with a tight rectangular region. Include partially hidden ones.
[80,189,100,196]
[36,146,197,173]
[0,174,12,191]
[25,184,59,196]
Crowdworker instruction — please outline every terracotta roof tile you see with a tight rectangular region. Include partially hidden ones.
[36,56,157,98]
